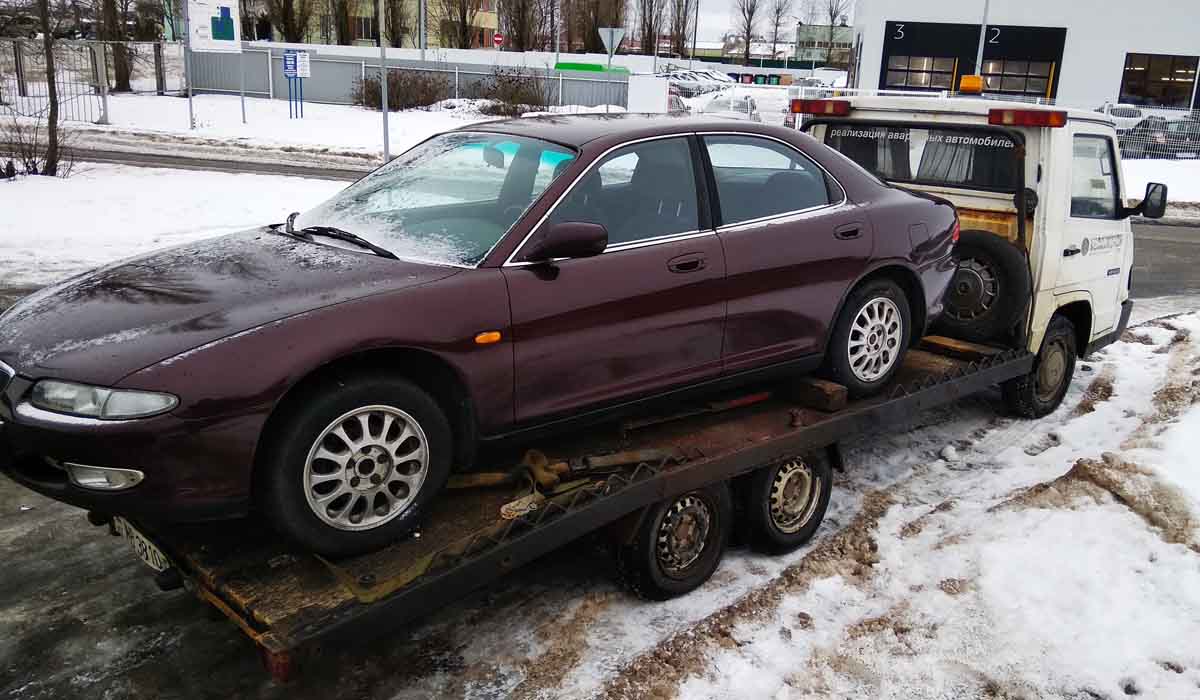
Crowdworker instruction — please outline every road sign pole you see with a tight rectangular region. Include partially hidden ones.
[184,7,195,130]
[689,0,699,69]
[974,0,990,77]
[239,49,246,124]
[419,0,426,62]
[379,0,390,162]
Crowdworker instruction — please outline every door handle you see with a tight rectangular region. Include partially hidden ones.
[1063,245,1081,257]
[667,253,707,273]
[834,224,861,240]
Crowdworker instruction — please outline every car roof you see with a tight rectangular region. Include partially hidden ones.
[844,95,1111,125]
[460,113,783,147]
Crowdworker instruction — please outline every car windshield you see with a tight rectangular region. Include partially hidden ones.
[294,132,577,266]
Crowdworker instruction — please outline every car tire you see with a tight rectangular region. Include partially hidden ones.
[824,277,912,398]
[1002,315,1077,418]
[744,453,833,554]
[258,372,452,558]
[616,483,732,601]
[936,231,1031,343]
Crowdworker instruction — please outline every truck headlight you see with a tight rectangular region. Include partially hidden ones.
[31,380,178,419]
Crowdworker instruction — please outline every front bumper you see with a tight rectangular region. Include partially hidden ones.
[0,372,254,522]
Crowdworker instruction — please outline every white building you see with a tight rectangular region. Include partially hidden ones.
[851,0,1200,109]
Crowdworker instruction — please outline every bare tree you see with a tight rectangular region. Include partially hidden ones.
[501,0,536,50]
[575,0,625,53]
[732,0,759,65]
[383,0,408,46]
[634,0,663,54]
[667,0,690,57]
[433,0,482,48]
[766,0,788,60]
[329,0,353,44]
[263,0,316,42]
[822,0,848,64]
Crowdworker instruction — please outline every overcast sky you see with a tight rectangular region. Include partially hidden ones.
[691,0,844,43]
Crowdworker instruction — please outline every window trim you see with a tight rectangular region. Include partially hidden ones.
[700,132,848,230]
[1068,134,1122,221]
[503,133,710,267]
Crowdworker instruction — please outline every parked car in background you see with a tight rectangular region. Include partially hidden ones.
[703,94,762,122]
[1095,102,1145,133]
[1119,115,1200,159]
[811,68,849,88]
[668,94,690,114]
[1,115,958,557]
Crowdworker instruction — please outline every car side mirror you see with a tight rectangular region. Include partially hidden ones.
[1139,182,1168,219]
[521,221,608,263]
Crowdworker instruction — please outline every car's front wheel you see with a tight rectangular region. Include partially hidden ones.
[259,373,452,558]
[824,278,912,398]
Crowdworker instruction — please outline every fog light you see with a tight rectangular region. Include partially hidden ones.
[64,463,144,491]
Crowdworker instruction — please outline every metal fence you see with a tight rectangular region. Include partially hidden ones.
[187,45,628,109]
[0,39,105,123]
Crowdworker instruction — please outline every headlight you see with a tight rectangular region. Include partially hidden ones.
[30,380,178,419]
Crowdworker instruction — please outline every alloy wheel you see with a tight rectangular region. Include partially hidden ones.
[848,297,903,383]
[302,405,429,531]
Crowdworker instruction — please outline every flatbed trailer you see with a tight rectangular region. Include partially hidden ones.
[116,342,1033,682]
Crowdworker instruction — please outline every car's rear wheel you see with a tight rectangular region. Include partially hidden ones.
[825,278,912,398]
[259,373,452,558]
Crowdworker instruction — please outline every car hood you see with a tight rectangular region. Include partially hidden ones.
[0,228,459,385]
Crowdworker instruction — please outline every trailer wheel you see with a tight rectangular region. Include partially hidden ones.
[937,231,1032,343]
[259,372,452,558]
[616,483,732,601]
[1003,315,1077,418]
[745,454,832,554]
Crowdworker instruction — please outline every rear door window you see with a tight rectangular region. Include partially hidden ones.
[824,123,1019,192]
[702,135,833,225]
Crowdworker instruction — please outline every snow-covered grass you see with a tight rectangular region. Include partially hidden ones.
[0,163,343,286]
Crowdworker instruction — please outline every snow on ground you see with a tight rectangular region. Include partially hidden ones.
[1124,158,1200,213]
[0,163,343,286]
[665,314,1200,700]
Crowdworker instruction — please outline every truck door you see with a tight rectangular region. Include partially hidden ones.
[1056,125,1127,336]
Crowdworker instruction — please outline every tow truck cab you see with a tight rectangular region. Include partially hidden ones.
[797,96,1167,362]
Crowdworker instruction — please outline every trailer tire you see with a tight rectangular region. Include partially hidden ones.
[825,277,912,398]
[1003,315,1077,418]
[745,454,832,554]
[616,483,733,601]
[937,231,1031,343]
[259,372,453,558]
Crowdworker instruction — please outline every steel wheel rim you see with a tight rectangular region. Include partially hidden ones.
[769,459,822,534]
[848,296,903,383]
[303,405,429,532]
[656,494,712,578]
[1036,339,1069,402]
[945,257,998,321]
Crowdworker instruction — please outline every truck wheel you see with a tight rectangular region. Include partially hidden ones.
[825,278,912,398]
[259,373,452,558]
[1002,315,1077,418]
[616,483,732,601]
[938,231,1031,343]
[745,454,832,554]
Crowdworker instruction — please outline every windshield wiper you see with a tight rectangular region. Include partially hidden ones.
[296,225,399,260]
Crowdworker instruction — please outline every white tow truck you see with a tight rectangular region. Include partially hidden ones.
[795,95,1168,415]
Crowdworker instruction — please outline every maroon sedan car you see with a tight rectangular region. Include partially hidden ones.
[0,115,957,556]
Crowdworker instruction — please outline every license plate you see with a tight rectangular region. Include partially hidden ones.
[112,516,171,572]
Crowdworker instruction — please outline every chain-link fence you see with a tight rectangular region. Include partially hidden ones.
[0,39,104,123]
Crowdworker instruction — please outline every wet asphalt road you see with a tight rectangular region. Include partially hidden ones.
[0,223,1197,699]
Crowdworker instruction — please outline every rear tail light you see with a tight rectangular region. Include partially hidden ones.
[951,219,960,244]
[790,99,851,116]
[988,108,1067,128]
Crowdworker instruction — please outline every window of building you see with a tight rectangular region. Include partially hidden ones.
[352,15,378,42]
[981,59,1053,98]
[1119,53,1198,108]
[885,55,956,90]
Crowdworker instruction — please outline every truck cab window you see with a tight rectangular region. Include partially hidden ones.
[1069,136,1118,219]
